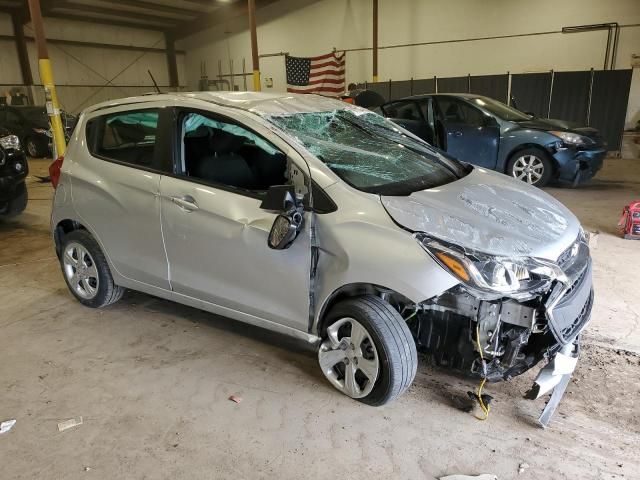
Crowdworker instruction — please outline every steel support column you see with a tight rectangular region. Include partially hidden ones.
[372,0,378,82]
[248,0,260,91]
[11,12,33,88]
[27,0,66,157]
[165,32,179,89]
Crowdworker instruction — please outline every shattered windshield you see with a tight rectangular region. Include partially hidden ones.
[266,109,468,195]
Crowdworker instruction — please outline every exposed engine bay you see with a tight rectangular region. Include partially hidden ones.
[388,235,594,425]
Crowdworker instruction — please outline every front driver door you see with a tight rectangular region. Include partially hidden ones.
[159,108,312,331]
[434,96,499,168]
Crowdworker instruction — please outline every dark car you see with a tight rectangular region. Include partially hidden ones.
[0,135,28,216]
[0,106,76,158]
[378,94,606,187]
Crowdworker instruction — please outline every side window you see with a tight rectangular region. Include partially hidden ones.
[86,109,159,168]
[180,112,287,194]
[383,101,421,121]
[437,98,485,127]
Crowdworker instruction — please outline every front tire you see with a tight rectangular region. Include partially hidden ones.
[60,230,124,308]
[318,296,417,406]
[5,182,27,216]
[507,148,553,187]
[25,136,46,158]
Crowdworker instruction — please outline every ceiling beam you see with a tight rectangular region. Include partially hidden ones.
[99,0,200,18]
[0,33,186,54]
[42,10,168,30]
[172,0,279,40]
[53,1,183,26]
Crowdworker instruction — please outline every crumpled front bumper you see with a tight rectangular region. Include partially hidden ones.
[552,147,606,186]
[526,341,580,427]
[525,247,593,427]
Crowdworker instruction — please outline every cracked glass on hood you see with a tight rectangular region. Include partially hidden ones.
[266,109,469,195]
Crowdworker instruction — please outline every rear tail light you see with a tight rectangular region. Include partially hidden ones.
[49,155,64,189]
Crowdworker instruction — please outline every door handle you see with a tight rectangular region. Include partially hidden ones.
[450,131,463,137]
[170,195,199,212]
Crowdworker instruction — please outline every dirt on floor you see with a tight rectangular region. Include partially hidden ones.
[0,152,639,480]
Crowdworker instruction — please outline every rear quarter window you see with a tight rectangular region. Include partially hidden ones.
[85,109,159,168]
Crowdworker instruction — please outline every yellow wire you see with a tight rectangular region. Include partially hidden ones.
[474,323,491,421]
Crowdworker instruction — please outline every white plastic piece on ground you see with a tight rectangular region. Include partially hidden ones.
[0,419,16,434]
[57,416,83,432]
[440,475,498,480]
[531,343,578,399]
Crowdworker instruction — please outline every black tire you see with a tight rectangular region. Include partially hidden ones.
[320,295,417,406]
[25,136,46,158]
[60,230,124,308]
[506,147,554,187]
[5,182,27,216]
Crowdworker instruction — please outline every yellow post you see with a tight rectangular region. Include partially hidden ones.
[253,70,261,92]
[39,59,66,157]
[27,0,66,157]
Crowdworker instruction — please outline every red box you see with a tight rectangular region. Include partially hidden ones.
[619,200,640,240]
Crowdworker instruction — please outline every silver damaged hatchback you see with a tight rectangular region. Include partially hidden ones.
[50,92,593,424]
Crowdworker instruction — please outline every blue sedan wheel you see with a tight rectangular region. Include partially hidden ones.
[507,148,553,187]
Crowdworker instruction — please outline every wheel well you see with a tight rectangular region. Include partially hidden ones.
[316,283,412,336]
[504,144,556,174]
[54,219,87,257]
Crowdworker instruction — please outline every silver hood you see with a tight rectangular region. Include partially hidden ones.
[381,167,580,261]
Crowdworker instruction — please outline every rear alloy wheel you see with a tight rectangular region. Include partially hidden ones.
[60,230,124,308]
[318,296,417,406]
[507,148,553,187]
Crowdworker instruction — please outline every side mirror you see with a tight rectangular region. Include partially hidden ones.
[268,211,304,250]
[260,184,297,211]
[262,184,305,250]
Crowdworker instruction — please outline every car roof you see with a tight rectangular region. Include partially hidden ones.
[395,93,484,101]
[84,91,352,117]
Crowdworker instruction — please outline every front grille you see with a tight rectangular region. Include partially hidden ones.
[561,290,593,341]
[562,266,588,299]
[546,260,593,345]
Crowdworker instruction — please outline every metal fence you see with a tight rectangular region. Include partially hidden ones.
[358,69,633,151]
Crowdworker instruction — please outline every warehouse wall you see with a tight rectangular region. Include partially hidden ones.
[0,13,186,113]
[178,0,640,92]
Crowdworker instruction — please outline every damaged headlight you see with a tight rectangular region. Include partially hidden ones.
[415,233,566,299]
[549,131,592,146]
[0,135,21,150]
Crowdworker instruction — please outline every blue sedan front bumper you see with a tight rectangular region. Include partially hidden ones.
[552,146,606,186]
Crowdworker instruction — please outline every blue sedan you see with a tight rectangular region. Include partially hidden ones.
[378,94,606,187]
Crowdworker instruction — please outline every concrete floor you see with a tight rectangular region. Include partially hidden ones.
[1,147,639,479]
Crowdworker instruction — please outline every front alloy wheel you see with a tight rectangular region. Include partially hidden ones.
[26,137,42,158]
[507,148,553,187]
[318,317,380,399]
[318,296,417,406]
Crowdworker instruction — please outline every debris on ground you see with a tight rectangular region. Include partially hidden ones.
[518,463,529,474]
[57,416,83,432]
[0,419,16,434]
[439,475,498,480]
[228,395,242,404]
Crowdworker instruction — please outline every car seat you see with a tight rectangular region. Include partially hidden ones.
[193,130,257,189]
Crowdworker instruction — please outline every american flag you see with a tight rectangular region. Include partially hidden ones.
[286,51,346,95]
